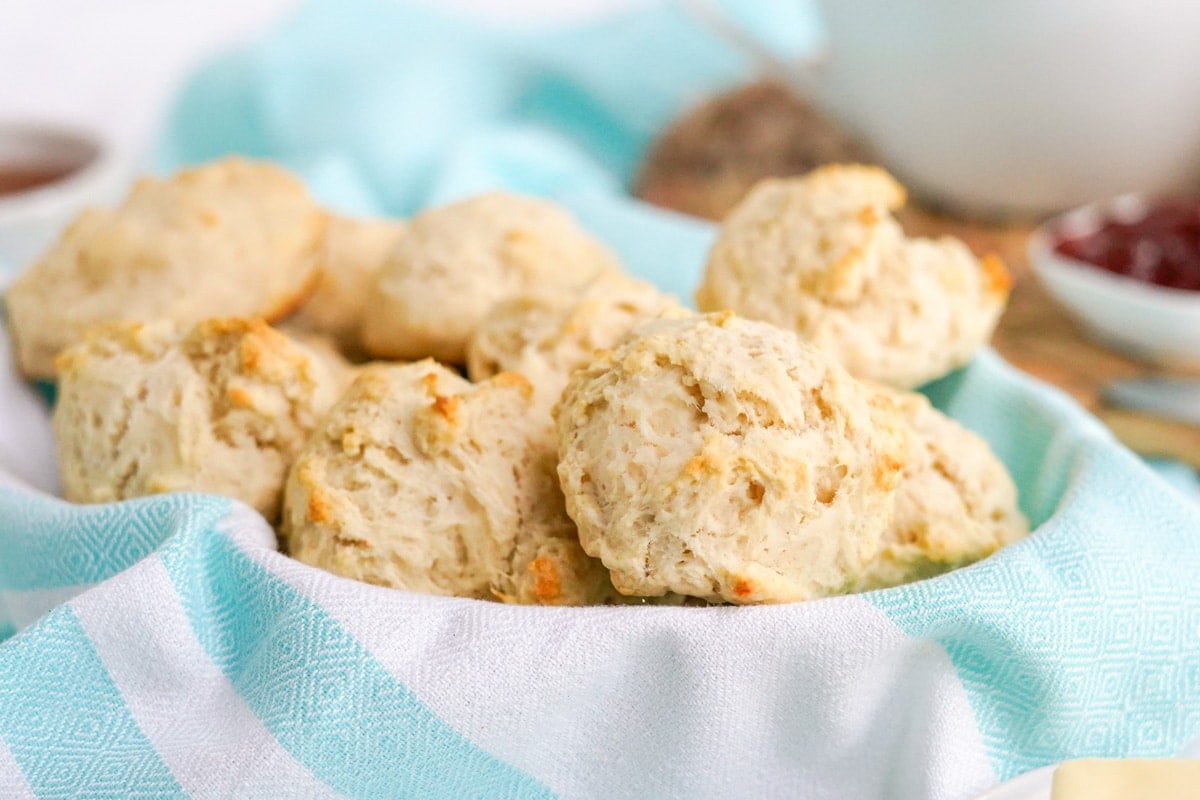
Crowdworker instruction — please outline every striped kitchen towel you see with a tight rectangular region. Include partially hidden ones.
[3,1,1200,796]
[3,190,1200,799]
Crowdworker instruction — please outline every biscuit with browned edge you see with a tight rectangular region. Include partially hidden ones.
[854,386,1028,591]
[555,311,909,604]
[53,318,344,520]
[696,164,1011,389]
[7,157,326,379]
[360,192,620,365]
[282,361,619,605]
[467,271,687,419]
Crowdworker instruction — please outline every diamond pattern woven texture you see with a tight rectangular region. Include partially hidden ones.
[0,606,185,798]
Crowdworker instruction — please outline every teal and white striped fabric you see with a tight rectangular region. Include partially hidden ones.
[4,2,1200,796]
[3,192,1200,799]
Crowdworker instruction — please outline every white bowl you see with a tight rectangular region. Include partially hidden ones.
[0,121,130,286]
[690,0,1200,216]
[1028,194,1200,369]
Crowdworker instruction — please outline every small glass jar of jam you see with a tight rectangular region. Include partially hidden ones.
[1053,197,1200,292]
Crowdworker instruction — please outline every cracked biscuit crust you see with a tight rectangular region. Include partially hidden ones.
[467,271,687,419]
[281,361,618,605]
[555,311,909,604]
[52,318,341,520]
[360,192,621,365]
[6,157,327,379]
[696,164,1011,389]
[854,386,1028,591]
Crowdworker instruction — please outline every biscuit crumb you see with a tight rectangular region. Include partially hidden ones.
[432,395,461,427]
[528,557,563,603]
[874,454,905,492]
[226,387,253,409]
[307,489,333,525]
[733,577,757,600]
[332,533,371,549]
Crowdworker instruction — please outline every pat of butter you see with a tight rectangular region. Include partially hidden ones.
[1051,758,1200,799]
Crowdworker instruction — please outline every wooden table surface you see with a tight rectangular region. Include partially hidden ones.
[899,208,1200,468]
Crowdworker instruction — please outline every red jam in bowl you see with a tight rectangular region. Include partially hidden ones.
[1053,198,1200,291]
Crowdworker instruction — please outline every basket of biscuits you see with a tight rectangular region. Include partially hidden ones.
[2,149,1199,800]
[6,159,1026,604]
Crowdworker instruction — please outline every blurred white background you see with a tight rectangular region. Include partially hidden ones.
[0,0,650,162]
